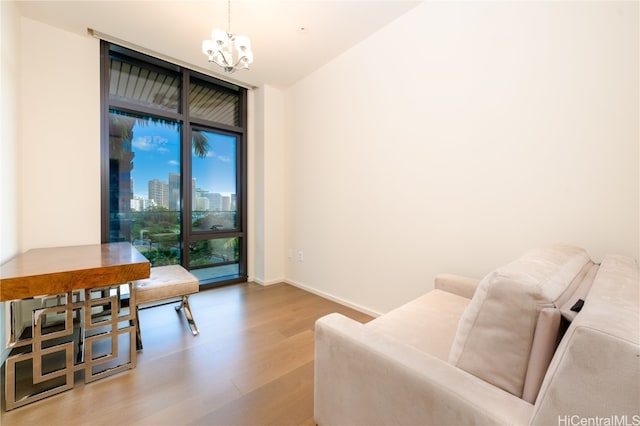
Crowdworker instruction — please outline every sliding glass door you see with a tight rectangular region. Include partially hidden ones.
[186,129,243,281]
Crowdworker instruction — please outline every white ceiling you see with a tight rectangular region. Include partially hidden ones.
[16,0,422,89]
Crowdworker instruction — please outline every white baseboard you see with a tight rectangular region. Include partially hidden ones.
[252,277,286,286]
[284,279,381,318]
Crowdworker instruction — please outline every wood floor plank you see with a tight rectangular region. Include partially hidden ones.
[0,282,373,425]
[190,362,316,426]
[230,330,315,394]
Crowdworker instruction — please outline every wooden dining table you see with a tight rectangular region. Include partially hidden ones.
[0,242,150,301]
[0,242,150,410]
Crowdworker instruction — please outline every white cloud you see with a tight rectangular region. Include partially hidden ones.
[133,135,170,152]
[132,136,154,151]
[153,136,168,144]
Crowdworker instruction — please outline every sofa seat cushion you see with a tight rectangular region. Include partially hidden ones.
[448,244,591,398]
[367,289,471,361]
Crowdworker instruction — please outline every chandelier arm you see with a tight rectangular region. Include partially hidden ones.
[218,47,231,67]
[230,58,244,68]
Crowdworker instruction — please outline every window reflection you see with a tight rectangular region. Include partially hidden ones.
[108,111,181,266]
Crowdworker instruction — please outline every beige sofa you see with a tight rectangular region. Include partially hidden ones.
[314,244,639,425]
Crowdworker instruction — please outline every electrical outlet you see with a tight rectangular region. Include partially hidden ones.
[297,251,304,261]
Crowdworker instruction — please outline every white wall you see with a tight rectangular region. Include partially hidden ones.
[1,0,20,263]
[253,85,287,284]
[19,17,101,251]
[1,0,21,364]
[285,1,639,315]
[0,15,100,363]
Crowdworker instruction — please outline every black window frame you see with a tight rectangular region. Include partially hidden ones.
[100,41,248,287]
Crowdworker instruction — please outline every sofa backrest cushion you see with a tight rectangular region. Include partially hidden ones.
[531,255,640,424]
[448,244,591,398]
[521,307,561,403]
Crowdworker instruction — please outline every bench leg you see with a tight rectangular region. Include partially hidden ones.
[135,306,143,351]
[177,295,199,336]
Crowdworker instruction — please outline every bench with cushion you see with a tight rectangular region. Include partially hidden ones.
[133,265,200,350]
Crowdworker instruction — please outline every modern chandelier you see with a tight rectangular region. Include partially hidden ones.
[202,0,253,73]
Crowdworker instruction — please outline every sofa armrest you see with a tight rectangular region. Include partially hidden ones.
[314,313,533,426]
[434,273,481,299]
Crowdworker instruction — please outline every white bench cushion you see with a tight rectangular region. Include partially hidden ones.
[134,265,199,305]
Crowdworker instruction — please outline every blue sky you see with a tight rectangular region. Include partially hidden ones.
[131,122,237,198]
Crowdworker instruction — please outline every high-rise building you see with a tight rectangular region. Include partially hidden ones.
[148,179,169,209]
[207,193,222,211]
[130,196,151,211]
[221,195,231,211]
[195,197,210,211]
[169,173,180,211]
[192,178,197,211]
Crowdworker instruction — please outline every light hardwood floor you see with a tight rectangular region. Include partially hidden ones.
[1,282,372,426]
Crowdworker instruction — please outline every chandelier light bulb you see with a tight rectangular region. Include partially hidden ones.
[234,35,251,50]
[241,49,253,65]
[211,29,229,47]
[202,39,215,61]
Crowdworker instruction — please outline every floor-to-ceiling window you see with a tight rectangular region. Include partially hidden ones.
[100,42,248,286]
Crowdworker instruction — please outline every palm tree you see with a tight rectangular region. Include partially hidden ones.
[110,113,210,161]
[192,130,209,159]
